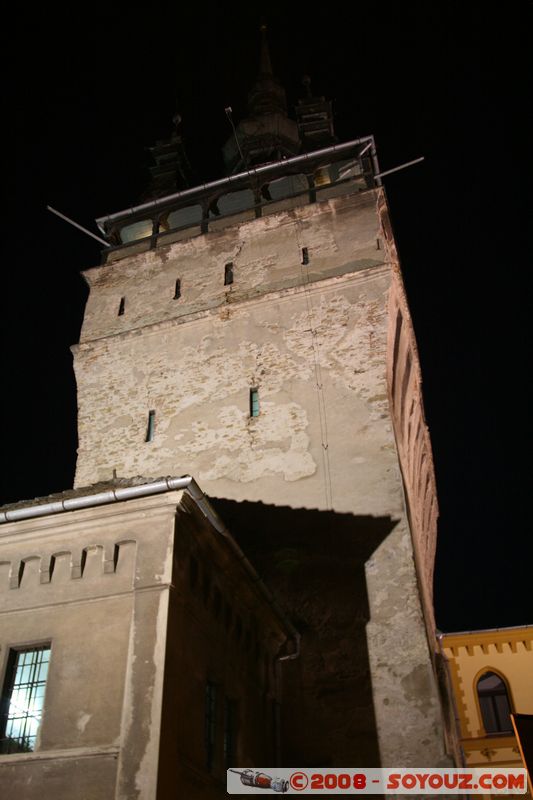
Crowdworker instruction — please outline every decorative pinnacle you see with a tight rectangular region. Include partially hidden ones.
[259,22,273,75]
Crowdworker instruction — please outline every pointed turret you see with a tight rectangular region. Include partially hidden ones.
[223,25,300,173]
[140,110,194,201]
[295,75,337,152]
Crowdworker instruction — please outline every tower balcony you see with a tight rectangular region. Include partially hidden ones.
[95,138,378,264]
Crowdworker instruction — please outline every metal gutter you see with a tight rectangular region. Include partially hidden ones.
[95,136,376,233]
[437,625,533,637]
[0,476,300,648]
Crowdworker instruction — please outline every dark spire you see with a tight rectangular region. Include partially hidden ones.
[222,25,300,173]
[259,23,273,75]
[247,24,288,117]
[140,110,194,201]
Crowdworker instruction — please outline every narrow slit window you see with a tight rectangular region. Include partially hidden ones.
[250,388,260,417]
[301,247,309,265]
[224,262,234,286]
[174,279,181,299]
[118,297,126,316]
[145,410,156,442]
[0,645,51,754]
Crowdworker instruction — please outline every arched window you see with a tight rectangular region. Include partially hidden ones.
[477,671,512,734]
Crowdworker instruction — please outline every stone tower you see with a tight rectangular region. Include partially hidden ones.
[73,34,449,768]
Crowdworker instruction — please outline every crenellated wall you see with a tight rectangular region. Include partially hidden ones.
[0,489,290,799]
[0,492,176,799]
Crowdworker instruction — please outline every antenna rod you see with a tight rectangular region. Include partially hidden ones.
[225,106,247,169]
[374,156,425,180]
[46,205,109,247]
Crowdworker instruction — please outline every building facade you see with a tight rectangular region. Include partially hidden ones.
[75,146,446,768]
[440,626,533,774]
[0,480,292,798]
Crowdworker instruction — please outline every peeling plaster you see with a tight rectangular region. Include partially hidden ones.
[76,712,91,733]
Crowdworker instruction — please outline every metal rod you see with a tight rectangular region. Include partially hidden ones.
[46,206,109,246]
[225,106,247,169]
[374,156,425,180]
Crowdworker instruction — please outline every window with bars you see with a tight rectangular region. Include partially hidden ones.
[0,645,50,754]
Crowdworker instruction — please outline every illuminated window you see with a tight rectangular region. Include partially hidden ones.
[477,671,513,734]
[0,645,50,754]
[250,388,260,417]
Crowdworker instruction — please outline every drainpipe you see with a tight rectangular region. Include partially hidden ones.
[436,632,467,768]
[273,632,302,767]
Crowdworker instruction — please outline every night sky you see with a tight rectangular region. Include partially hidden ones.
[3,4,531,632]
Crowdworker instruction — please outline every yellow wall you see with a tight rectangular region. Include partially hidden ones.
[441,627,533,770]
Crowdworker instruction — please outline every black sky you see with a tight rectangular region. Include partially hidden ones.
[3,3,531,631]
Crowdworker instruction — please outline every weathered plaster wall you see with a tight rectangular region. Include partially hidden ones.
[0,489,290,799]
[74,266,400,520]
[80,192,383,343]
[0,493,180,799]
[68,187,449,769]
[365,519,446,765]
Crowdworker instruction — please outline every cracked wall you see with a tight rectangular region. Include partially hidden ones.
[74,266,401,519]
[70,187,449,769]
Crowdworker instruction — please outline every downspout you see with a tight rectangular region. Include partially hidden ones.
[436,633,467,768]
[274,632,302,767]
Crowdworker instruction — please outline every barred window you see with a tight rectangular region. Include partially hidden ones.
[0,645,51,754]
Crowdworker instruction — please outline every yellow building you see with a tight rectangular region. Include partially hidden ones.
[439,626,533,772]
